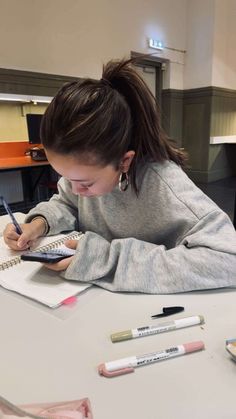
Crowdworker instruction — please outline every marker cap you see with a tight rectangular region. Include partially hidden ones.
[183,341,205,353]
[98,363,134,377]
[111,330,133,342]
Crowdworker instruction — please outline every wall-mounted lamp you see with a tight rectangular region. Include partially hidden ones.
[148,38,164,51]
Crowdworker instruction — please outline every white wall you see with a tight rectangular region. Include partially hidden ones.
[0,0,187,89]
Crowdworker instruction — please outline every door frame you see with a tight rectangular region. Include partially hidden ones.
[131,51,169,108]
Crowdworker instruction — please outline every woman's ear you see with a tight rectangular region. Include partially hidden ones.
[120,150,135,172]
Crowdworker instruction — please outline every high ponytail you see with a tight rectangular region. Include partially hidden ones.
[41,57,186,194]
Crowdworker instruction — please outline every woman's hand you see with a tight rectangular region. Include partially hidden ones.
[43,239,79,272]
[3,218,47,250]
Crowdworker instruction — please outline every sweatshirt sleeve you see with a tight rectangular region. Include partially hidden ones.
[25,177,79,235]
[62,209,236,293]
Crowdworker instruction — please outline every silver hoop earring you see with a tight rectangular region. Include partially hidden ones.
[119,172,129,192]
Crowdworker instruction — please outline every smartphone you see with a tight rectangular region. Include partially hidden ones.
[21,249,76,264]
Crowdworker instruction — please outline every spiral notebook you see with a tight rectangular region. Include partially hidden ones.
[0,232,91,308]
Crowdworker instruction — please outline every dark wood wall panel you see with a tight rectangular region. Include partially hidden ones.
[163,86,236,182]
[0,68,79,96]
[162,89,183,148]
[211,88,236,136]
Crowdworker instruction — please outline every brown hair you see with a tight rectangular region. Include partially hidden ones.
[41,57,186,193]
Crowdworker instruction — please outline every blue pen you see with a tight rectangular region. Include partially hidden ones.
[0,196,23,235]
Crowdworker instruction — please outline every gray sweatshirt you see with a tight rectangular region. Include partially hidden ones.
[26,160,236,293]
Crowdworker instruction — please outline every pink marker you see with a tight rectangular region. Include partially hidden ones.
[98,340,205,378]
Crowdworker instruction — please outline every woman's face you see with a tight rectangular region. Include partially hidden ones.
[45,150,129,197]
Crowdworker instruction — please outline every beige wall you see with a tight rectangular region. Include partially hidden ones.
[184,0,236,90]
[0,104,47,142]
[0,0,235,94]
[184,0,215,89]
[0,0,187,89]
[212,0,236,89]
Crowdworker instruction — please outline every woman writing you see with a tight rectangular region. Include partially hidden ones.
[3,58,236,293]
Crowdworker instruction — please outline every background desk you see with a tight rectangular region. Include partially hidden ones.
[0,141,57,214]
[0,214,236,419]
[0,141,49,170]
[0,155,49,170]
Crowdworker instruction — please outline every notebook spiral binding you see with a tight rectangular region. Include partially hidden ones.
[0,256,21,271]
[0,231,83,271]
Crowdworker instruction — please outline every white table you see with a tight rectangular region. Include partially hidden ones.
[1,213,236,418]
[0,282,236,419]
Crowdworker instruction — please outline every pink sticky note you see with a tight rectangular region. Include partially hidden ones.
[62,296,78,305]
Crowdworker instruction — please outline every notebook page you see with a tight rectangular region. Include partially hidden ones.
[0,245,21,264]
[0,233,91,308]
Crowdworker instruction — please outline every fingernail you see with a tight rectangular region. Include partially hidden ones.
[17,241,25,248]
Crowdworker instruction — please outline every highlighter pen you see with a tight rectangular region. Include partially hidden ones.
[98,340,205,377]
[111,315,204,342]
[0,196,23,235]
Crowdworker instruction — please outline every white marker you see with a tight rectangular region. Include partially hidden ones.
[111,315,204,342]
[99,341,205,377]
